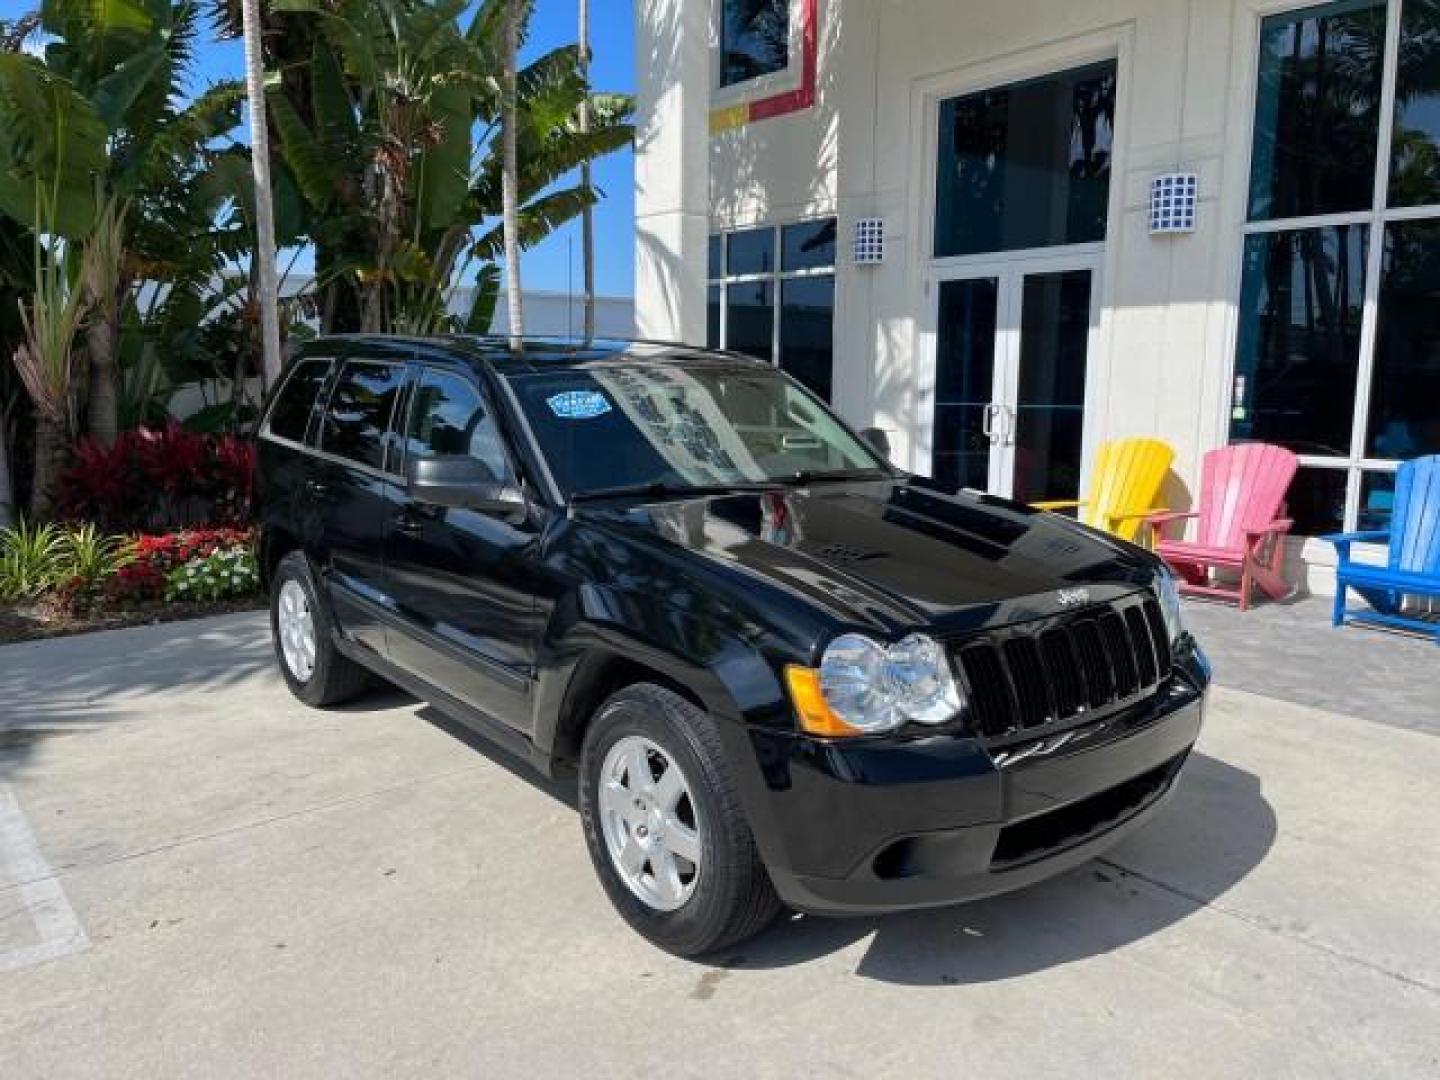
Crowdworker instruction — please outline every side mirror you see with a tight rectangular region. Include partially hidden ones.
[859,427,892,461]
[407,456,526,515]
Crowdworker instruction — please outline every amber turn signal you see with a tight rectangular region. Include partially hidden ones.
[784,665,865,737]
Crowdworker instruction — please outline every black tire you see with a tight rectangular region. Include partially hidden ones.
[269,551,370,707]
[579,683,782,957]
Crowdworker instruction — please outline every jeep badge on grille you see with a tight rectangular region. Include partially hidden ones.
[1056,588,1092,608]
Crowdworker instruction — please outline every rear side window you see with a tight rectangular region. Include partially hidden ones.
[403,370,512,482]
[321,361,406,472]
[267,358,331,443]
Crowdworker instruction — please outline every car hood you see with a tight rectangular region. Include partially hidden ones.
[580,479,1160,638]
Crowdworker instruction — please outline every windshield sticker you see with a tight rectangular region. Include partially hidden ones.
[547,390,613,420]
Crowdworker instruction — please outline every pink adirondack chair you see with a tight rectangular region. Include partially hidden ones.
[1143,444,1299,611]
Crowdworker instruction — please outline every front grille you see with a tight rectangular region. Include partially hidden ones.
[953,595,1172,740]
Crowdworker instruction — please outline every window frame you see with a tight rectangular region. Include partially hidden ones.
[1229,0,1437,536]
[395,363,519,487]
[707,218,837,397]
[259,354,338,450]
[929,58,1120,261]
[712,0,801,100]
[315,355,411,480]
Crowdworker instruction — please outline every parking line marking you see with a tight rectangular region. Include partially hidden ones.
[0,784,89,974]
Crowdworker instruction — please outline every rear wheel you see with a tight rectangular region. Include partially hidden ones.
[579,684,781,956]
[269,552,369,707]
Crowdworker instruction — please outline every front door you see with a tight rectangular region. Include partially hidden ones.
[311,353,410,659]
[384,365,542,733]
[926,258,1100,505]
[923,56,1117,505]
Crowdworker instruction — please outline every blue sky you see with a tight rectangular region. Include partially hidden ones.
[1,0,637,298]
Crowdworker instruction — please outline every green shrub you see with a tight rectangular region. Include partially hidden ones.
[164,545,260,604]
[0,520,65,601]
[56,523,132,590]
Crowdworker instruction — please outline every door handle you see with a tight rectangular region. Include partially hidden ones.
[394,504,442,536]
[982,404,1002,443]
[393,512,425,536]
[1003,405,1018,446]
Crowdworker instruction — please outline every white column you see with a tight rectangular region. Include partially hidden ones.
[633,0,710,345]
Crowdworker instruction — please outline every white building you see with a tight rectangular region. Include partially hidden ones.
[633,0,1440,593]
[456,289,635,339]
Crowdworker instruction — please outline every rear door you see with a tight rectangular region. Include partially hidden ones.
[258,352,339,557]
[384,364,543,732]
[310,350,411,659]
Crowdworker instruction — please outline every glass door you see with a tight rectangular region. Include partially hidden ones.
[926,259,1099,502]
[1009,269,1094,504]
[931,276,1002,493]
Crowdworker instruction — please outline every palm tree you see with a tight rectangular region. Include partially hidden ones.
[9,2,248,445]
[0,20,38,528]
[78,195,126,447]
[502,0,525,348]
[239,0,285,387]
[260,0,632,338]
[0,52,106,512]
[578,0,595,341]
[14,222,88,520]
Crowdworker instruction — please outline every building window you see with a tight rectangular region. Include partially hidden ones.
[1233,0,1440,535]
[707,219,837,402]
[720,0,790,89]
[933,61,1117,259]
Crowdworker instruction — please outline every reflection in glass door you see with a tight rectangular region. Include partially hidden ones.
[932,278,1000,492]
[928,263,1097,502]
[1012,270,1093,503]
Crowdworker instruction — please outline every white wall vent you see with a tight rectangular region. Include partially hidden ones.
[853,218,885,265]
[1150,173,1198,235]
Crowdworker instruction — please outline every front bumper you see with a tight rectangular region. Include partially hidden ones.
[740,649,1208,916]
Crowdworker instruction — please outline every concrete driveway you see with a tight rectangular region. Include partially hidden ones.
[1,612,1437,1078]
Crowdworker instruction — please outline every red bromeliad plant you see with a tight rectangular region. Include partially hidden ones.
[103,561,168,606]
[53,422,256,532]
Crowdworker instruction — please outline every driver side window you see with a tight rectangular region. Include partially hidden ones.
[403,369,511,482]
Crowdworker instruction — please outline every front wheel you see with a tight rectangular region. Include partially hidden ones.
[579,684,781,956]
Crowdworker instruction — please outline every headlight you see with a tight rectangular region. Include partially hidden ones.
[785,633,963,736]
[1155,568,1186,644]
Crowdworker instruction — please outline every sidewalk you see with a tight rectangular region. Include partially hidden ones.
[1184,596,1438,736]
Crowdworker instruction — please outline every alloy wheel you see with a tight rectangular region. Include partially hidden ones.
[598,735,702,912]
[277,578,317,683]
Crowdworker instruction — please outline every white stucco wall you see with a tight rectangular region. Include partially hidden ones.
[636,0,1349,592]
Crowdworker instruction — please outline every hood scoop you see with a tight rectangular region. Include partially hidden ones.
[805,541,885,566]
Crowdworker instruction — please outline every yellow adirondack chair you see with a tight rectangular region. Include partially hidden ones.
[1032,438,1175,543]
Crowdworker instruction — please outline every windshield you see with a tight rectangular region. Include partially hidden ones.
[508,363,888,498]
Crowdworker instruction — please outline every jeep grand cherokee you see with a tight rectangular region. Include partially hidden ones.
[256,336,1209,957]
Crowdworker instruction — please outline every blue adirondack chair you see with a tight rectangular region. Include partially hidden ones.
[1323,455,1440,643]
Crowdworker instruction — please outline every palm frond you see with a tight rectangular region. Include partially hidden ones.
[469,183,596,262]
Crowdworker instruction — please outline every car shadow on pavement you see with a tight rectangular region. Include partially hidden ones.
[412,700,1276,985]
[717,752,1277,984]
[417,705,581,809]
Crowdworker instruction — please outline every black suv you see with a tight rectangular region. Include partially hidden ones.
[257,336,1209,956]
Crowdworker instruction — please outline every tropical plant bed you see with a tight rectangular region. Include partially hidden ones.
[1,522,262,647]
[0,595,264,647]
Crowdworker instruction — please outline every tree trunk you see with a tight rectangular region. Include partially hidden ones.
[0,413,14,530]
[85,311,119,447]
[30,415,68,522]
[240,0,285,389]
[316,241,363,334]
[501,0,525,348]
[579,0,595,342]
